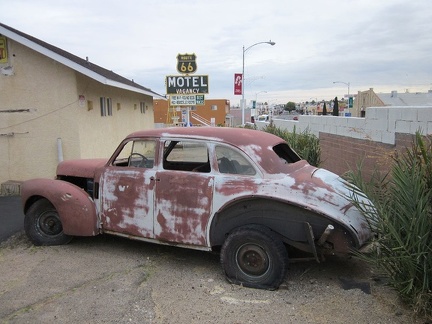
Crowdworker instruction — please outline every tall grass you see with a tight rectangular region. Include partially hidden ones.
[262,123,321,167]
[345,132,432,319]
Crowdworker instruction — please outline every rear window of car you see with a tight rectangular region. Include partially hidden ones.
[273,143,301,164]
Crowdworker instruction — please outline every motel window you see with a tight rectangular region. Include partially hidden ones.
[140,102,146,114]
[100,97,113,116]
[107,98,113,116]
[100,97,106,116]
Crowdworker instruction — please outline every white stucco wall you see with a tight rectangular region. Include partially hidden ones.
[0,39,155,187]
[75,73,155,159]
[1,40,80,183]
[256,106,432,145]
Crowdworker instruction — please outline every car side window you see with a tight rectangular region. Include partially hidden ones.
[163,141,210,173]
[113,140,156,168]
[215,145,256,175]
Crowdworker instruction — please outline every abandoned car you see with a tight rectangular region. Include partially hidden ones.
[21,127,371,289]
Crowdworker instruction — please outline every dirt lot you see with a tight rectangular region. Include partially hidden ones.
[0,232,424,324]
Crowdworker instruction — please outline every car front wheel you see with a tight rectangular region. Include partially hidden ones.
[220,225,288,290]
[24,199,72,246]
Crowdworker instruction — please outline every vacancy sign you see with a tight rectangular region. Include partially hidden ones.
[170,94,205,106]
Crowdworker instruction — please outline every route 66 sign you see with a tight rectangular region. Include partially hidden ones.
[177,53,197,74]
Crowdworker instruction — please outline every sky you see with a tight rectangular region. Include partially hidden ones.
[1,0,431,106]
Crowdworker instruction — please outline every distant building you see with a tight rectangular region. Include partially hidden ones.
[153,99,231,127]
[228,106,251,126]
[353,88,432,117]
[0,23,163,190]
[378,90,432,106]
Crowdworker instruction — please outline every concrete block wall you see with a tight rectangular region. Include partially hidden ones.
[257,106,432,178]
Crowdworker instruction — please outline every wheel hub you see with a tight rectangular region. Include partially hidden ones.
[38,211,63,236]
[237,244,269,276]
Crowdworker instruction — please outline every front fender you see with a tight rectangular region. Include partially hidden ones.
[22,179,98,236]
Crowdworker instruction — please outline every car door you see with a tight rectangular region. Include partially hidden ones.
[212,144,260,212]
[153,139,214,247]
[99,139,157,238]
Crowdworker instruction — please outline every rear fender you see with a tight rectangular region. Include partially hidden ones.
[210,198,358,252]
[22,178,98,236]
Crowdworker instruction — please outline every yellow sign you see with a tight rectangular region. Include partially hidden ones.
[0,36,8,63]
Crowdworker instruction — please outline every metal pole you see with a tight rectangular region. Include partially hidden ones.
[333,81,350,113]
[241,45,245,126]
[241,40,276,126]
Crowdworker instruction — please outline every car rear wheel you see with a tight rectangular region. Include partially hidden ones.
[24,199,72,246]
[220,225,288,290]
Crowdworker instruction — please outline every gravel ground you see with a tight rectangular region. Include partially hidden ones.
[0,232,425,324]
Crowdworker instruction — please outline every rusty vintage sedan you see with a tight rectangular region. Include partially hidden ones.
[21,127,371,289]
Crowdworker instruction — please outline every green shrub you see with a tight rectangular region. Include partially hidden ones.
[345,132,432,319]
[262,123,321,167]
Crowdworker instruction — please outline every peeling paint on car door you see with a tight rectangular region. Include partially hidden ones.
[153,170,214,247]
[100,166,156,238]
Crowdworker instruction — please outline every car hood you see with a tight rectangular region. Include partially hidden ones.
[56,159,108,179]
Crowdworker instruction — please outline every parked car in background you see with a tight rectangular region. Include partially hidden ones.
[256,114,270,122]
[21,127,372,289]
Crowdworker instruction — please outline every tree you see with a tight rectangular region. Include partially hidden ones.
[322,102,327,115]
[333,97,339,116]
[285,101,296,112]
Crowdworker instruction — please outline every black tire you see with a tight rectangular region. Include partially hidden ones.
[24,199,72,246]
[220,225,288,290]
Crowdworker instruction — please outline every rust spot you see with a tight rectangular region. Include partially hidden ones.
[326,228,353,254]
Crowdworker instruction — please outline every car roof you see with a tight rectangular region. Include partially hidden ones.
[125,127,299,174]
[126,127,285,148]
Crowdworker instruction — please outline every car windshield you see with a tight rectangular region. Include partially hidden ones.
[112,140,156,168]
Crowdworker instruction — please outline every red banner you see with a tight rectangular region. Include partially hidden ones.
[234,73,242,95]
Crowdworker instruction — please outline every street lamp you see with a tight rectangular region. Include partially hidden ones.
[255,90,267,101]
[333,81,350,99]
[241,40,276,125]
[333,81,350,114]
[254,91,267,117]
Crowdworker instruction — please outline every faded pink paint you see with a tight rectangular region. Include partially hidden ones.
[154,171,214,246]
[57,159,107,178]
[100,167,155,238]
[21,178,98,236]
[22,127,372,253]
